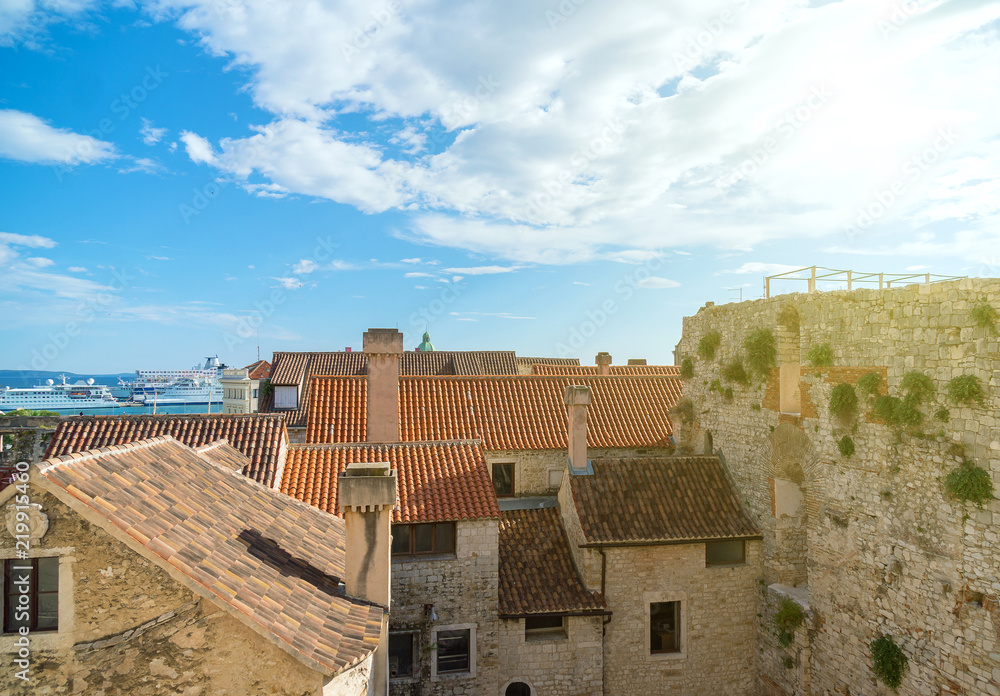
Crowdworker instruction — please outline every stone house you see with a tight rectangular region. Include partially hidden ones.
[220,359,272,414]
[0,435,392,695]
[673,277,1000,695]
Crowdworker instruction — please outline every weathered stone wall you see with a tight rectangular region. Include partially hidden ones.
[600,541,761,696]
[0,417,60,468]
[497,615,604,696]
[389,518,499,696]
[675,278,1000,696]
[0,489,329,696]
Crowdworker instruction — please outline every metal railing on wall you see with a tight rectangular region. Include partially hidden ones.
[763,266,966,299]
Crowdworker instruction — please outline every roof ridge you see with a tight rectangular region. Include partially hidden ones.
[289,439,484,450]
[39,435,178,472]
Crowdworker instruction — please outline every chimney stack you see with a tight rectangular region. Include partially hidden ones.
[364,329,404,443]
[339,461,397,695]
[595,352,612,376]
[564,385,592,474]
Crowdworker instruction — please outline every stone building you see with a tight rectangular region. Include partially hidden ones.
[0,435,390,695]
[220,359,271,414]
[673,277,1000,695]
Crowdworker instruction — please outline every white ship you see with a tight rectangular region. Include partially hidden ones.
[128,356,227,403]
[0,375,118,411]
[132,377,223,406]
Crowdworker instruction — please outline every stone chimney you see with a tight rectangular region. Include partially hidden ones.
[595,352,612,376]
[564,385,592,474]
[364,329,404,443]
[339,461,397,695]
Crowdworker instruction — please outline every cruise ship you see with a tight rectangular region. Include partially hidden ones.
[132,377,223,406]
[127,356,227,403]
[0,376,118,411]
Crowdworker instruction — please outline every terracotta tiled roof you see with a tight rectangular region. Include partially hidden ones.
[195,440,252,471]
[532,364,680,376]
[569,457,760,545]
[246,359,272,380]
[44,414,288,488]
[306,376,683,450]
[499,508,606,616]
[37,437,382,676]
[264,350,522,427]
[515,357,581,368]
[280,441,499,523]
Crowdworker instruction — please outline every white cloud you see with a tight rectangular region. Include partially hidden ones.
[401,258,423,264]
[25,257,54,268]
[292,258,356,274]
[718,262,805,276]
[292,259,316,274]
[441,265,522,275]
[118,157,166,174]
[68,266,88,273]
[404,272,434,278]
[0,110,116,165]
[637,276,681,289]
[149,0,1000,264]
[0,232,118,300]
[0,0,99,48]
[140,118,168,145]
[271,276,304,290]
[147,255,171,261]
[573,281,590,286]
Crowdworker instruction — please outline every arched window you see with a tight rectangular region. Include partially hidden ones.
[505,682,531,696]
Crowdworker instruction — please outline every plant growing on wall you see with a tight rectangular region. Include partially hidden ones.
[900,372,935,405]
[947,375,986,407]
[944,461,995,508]
[669,397,694,427]
[837,436,855,458]
[870,635,908,691]
[680,357,694,379]
[856,372,882,400]
[829,383,858,423]
[697,331,721,360]
[873,395,901,425]
[721,359,750,386]
[773,597,805,648]
[744,328,777,380]
[805,344,833,367]
[934,407,950,423]
[777,304,800,333]
[970,300,999,334]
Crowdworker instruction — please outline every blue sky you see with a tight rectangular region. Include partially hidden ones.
[1,0,998,374]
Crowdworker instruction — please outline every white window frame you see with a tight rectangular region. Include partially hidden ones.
[430,623,476,681]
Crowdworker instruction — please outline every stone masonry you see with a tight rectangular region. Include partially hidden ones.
[674,278,1000,696]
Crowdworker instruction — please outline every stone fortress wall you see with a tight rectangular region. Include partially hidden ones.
[674,278,1000,696]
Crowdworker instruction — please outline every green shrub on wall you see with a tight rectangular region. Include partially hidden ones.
[870,635,908,691]
[697,331,721,360]
[856,372,882,400]
[934,407,950,423]
[777,304,800,332]
[873,395,901,425]
[721,359,751,386]
[829,383,858,423]
[970,301,999,334]
[805,344,833,367]
[680,357,694,379]
[900,372,935,405]
[944,461,995,508]
[947,375,986,407]
[773,597,805,648]
[744,328,777,380]
[837,436,855,458]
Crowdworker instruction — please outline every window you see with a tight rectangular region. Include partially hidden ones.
[491,462,514,497]
[524,615,566,640]
[650,601,680,653]
[273,386,298,409]
[392,522,456,556]
[4,558,58,633]
[505,683,532,696]
[388,631,418,679]
[252,388,259,398]
[436,629,470,673]
[706,539,746,566]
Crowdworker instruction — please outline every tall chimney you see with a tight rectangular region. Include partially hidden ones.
[364,329,403,443]
[339,461,397,695]
[595,352,612,376]
[564,385,592,474]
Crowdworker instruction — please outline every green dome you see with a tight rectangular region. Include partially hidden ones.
[416,331,436,352]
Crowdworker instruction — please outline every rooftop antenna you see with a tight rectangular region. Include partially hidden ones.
[257,327,260,361]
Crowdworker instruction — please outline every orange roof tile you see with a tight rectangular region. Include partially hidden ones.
[44,414,288,488]
[38,437,382,676]
[246,359,272,380]
[305,375,683,450]
[499,508,606,616]
[569,457,760,545]
[532,364,680,376]
[280,441,499,523]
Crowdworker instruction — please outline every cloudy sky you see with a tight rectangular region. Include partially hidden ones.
[1,0,998,373]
